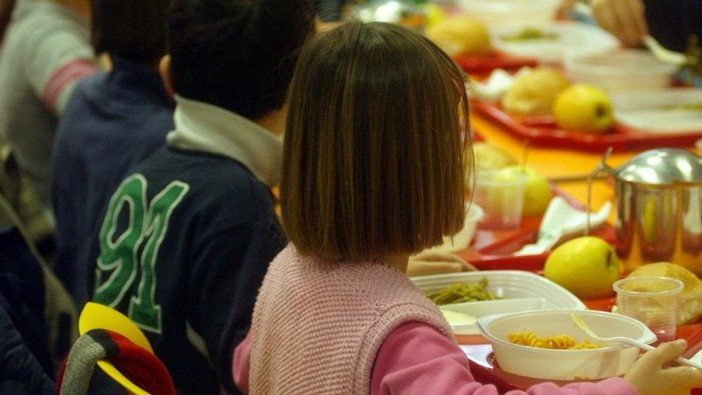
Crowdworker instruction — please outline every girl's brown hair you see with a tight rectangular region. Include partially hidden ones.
[281,20,472,261]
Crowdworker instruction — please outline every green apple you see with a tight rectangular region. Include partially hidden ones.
[496,165,552,216]
[543,236,621,300]
[552,83,614,134]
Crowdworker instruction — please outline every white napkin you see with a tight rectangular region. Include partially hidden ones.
[513,196,611,256]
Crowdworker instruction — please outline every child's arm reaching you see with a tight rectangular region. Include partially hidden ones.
[371,322,637,395]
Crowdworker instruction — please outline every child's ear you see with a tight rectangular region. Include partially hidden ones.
[159,55,175,99]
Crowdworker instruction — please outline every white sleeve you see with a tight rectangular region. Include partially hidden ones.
[17,2,95,113]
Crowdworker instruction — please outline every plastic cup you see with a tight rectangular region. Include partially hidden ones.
[613,276,684,344]
[471,169,527,231]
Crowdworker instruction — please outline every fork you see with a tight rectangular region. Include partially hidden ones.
[569,313,702,369]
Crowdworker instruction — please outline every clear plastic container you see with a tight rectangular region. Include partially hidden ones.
[565,49,677,92]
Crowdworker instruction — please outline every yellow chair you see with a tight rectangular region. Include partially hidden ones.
[59,302,174,395]
[79,302,155,395]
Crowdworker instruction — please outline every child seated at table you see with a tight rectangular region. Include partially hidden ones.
[232,20,702,395]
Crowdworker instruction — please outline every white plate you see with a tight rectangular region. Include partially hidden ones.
[490,21,620,65]
[412,270,587,335]
[612,88,702,134]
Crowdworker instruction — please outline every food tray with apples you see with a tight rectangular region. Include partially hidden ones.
[471,97,702,152]
[458,215,616,272]
[454,185,616,273]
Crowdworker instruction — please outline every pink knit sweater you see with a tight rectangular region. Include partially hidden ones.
[248,244,454,394]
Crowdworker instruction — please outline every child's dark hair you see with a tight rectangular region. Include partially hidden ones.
[90,0,170,66]
[281,20,472,261]
[165,0,316,120]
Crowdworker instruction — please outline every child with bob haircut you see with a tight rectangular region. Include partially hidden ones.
[233,20,702,395]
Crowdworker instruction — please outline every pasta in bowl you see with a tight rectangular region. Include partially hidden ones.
[477,309,656,380]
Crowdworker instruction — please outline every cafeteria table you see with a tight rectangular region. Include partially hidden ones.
[457,108,702,393]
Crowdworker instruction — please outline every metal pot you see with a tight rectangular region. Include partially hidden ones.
[596,148,702,274]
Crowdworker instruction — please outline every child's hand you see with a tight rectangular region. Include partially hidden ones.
[406,251,476,277]
[624,339,702,395]
[591,0,648,47]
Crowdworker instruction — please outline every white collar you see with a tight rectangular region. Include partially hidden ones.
[166,95,283,188]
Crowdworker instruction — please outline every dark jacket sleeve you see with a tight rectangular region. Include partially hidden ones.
[0,304,55,395]
[191,219,286,395]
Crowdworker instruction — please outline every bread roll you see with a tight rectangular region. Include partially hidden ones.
[424,16,493,57]
[501,67,570,116]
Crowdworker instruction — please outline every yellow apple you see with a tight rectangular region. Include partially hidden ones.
[543,236,621,300]
[495,165,552,216]
[552,83,614,134]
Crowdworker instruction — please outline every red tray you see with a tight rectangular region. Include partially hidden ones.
[471,100,702,152]
[454,52,538,77]
[462,344,598,392]
[459,219,615,272]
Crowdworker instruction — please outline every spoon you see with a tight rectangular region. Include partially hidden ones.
[570,313,702,369]
[642,35,690,66]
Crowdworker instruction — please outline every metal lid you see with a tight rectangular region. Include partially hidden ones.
[615,148,702,184]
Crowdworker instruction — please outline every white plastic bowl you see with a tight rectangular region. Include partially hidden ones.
[491,21,620,65]
[430,203,483,253]
[455,0,559,27]
[477,310,656,380]
[564,49,678,92]
[611,87,702,133]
